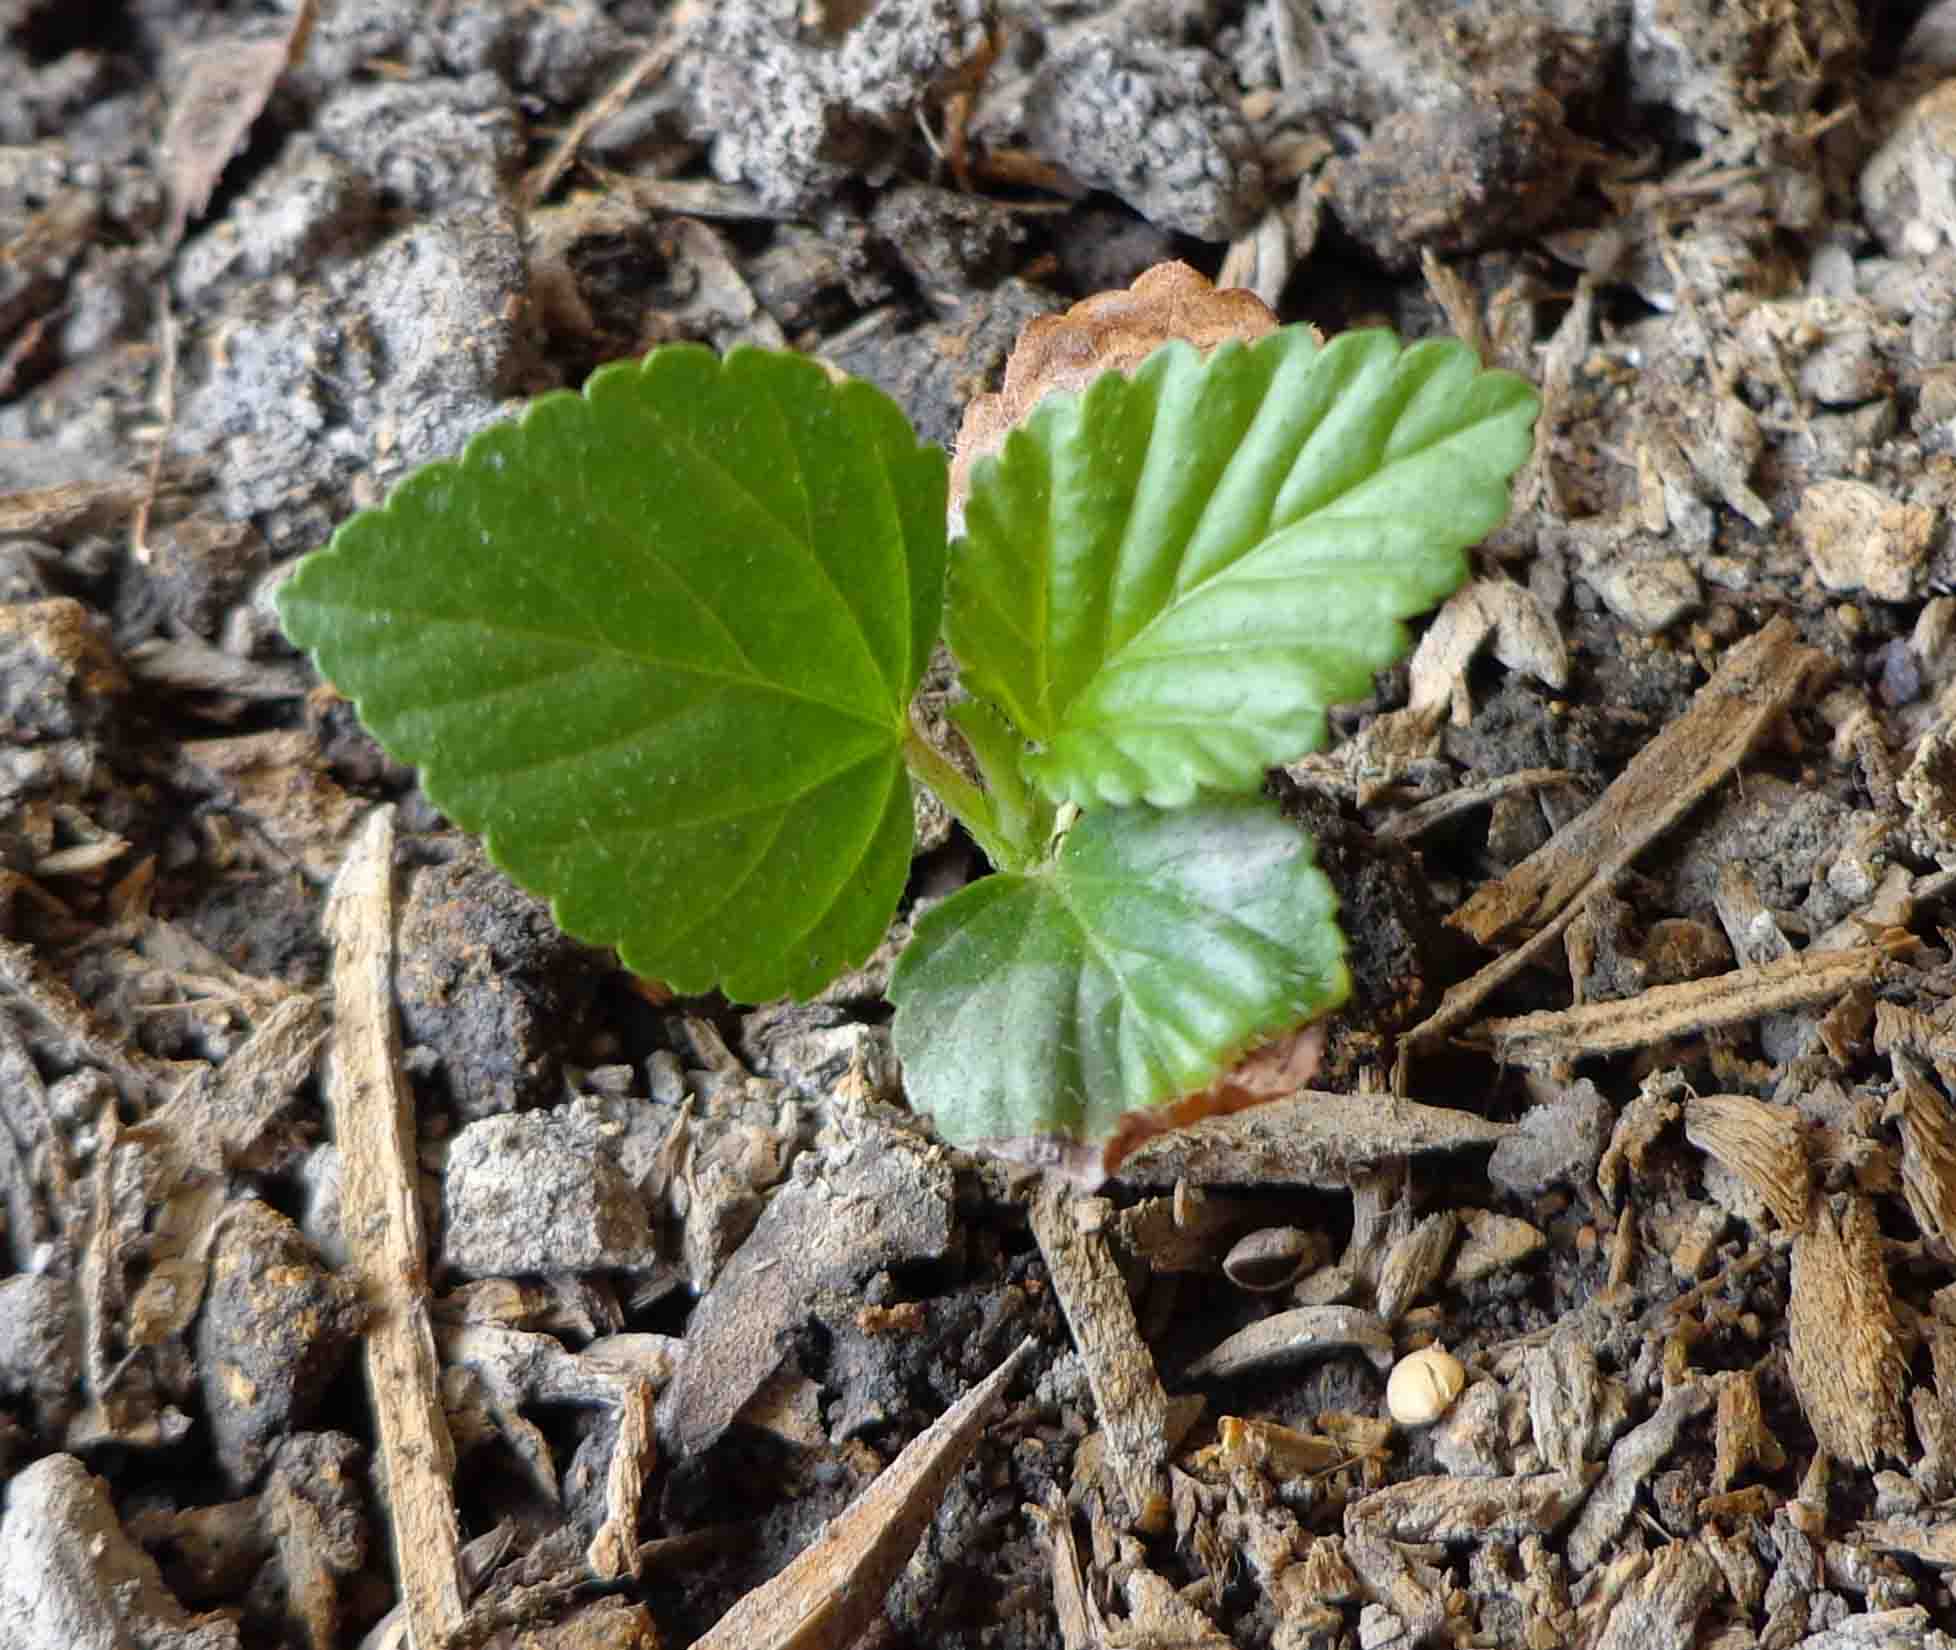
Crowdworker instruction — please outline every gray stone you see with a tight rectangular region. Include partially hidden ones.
[673,0,991,214]
[1024,31,1263,240]
[176,205,533,552]
[442,1097,662,1278]
[196,1200,363,1491]
[0,1454,240,1649]
[0,1273,78,1435]
[316,73,522,212]
[1489,1078,1613,1197]
[395,847,604,1124]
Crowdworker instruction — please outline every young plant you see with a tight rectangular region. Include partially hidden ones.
[277,301,1538,1181]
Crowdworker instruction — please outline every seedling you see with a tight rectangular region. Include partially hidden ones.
[277,309,1537,1181]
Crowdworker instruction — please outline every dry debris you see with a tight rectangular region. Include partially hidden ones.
[1788,1193,1909,1472]
[21,0,1956,1645]
[691,1338,1034,1650]
[322,808,466,1648]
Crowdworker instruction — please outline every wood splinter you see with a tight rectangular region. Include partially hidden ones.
[323,806,466,1649]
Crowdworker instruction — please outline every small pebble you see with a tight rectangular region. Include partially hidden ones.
[1386,1346,1467,1426]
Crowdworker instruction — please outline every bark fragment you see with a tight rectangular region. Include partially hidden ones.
[1789,1192,1908,1471]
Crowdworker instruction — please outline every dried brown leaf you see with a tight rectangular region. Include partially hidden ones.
[947,261,1288,530]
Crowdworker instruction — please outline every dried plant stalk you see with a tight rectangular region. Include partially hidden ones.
[323,807,466,1645]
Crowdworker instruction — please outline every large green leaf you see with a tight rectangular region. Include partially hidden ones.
[277,345,947,1001]
[946,328,1539,808]
[888,797,1348,1154]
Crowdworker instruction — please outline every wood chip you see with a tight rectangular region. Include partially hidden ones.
[1893,1050,1956,1247]
[1524,1331,1631,1476]
[322,807,465,1647]
[1712,1369,1786,1491]
[161,1,317,246]
[1113,1089,1514,1188]
[585,1376,655,1581]
[520,34,684,208]
[0,935,176,1107]
[1375,1210,1458,1322]
[1340,1524,1447,1644]
[1373,767,1576,844]
[1477,944,1894,1070]
[1116,1186,1293,1274]
[1030,1179,1171,1530]
[1026,1489,1107,1650]
[691,1336,1034,1650]
[1789,1192,1908,1471]
[1586,1540,1721,1650]
[1349,1470,1590,1545]
[1856,1519,1956,1566]
[657,1120,953,1461]
[1401,618,1831,1080]
[1564,1381,1713,1572]
[1683,1094,1811,1232]
[1449,1210,1546,1285]
[1452,619,1829,947]
[1421,247,1490,363]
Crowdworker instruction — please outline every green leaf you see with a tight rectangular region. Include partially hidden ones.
[888,796,1348,1153]
[946,327,1539,809]
[277,344,948,1001]
[945,697,1048,871]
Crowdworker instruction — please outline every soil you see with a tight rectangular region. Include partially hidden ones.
[5,1,1956,1648]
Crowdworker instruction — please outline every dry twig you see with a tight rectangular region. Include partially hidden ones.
[1398,617,1831,1085]
[323,807,466,1647]
[1477,944,1895,1070]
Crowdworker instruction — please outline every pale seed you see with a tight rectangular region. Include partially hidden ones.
[1386,1345,1467,1426]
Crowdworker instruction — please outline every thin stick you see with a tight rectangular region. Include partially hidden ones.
[324,807,466,1649]
[521,36,682,209]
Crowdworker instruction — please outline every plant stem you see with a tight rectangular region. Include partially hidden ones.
[901,715,1034,872]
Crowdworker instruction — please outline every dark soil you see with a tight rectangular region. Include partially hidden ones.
[6,1,1956,1648]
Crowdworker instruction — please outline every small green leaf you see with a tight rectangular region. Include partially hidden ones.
[277,345,947,1001]
[888,797,1348,1152]
[947,328,1539,808]
[945,697,1048,871]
